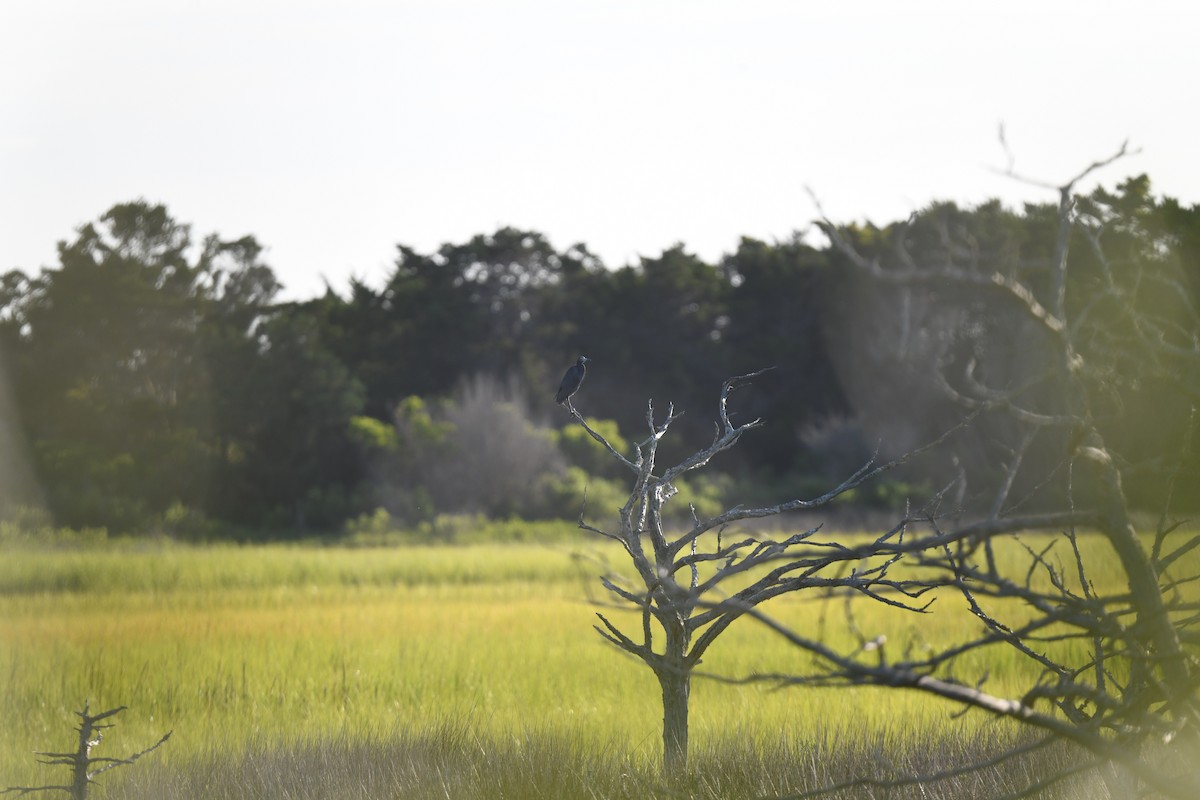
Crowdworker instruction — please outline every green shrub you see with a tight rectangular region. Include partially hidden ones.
[0,505,110,549]
[554,418,630,477]
[541,467,626,526]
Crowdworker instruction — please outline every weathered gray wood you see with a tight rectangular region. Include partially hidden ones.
[3,703,170,800]
[570,372,934,776]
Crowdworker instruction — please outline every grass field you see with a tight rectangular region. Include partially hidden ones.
[0,531,1142,798]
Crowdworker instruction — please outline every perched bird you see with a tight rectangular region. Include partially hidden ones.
[555,356,590,407]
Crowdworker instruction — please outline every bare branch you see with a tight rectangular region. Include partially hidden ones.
[88,731,171,778]
[773,734,1061,800]
[721,601,1199,797]
[566,404,639,473]
[988,134,1140,195]
[745,145,1200,797]
[578,370,972,773]
[812,203,1067,338]
[1,785,74,797]
[4,705,169,800]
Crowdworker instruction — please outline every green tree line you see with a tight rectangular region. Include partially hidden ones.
[1,176,1196,537]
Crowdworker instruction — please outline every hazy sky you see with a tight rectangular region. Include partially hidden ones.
[3,0,1197,300]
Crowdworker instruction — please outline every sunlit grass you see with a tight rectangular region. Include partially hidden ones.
[0,530,1183,796]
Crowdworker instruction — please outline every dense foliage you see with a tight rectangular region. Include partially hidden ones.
[1,177,1196,536]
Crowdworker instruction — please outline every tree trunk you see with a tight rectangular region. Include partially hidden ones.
[658,667,691,776]
[1083,443,1190,703]
[72,713,94,800]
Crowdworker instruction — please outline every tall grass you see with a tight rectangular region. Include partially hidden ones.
[108,723,1098,799]
[0,533,1159,797]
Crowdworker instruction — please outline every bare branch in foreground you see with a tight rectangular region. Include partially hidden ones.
[760,146,1200,798]
[3,703,170,800]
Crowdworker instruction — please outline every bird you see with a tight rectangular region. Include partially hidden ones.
[555,356,590,408]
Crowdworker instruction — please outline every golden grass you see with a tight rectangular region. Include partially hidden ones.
[0,532,1174,795]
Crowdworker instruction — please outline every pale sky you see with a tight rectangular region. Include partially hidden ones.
[3,0,1197,300]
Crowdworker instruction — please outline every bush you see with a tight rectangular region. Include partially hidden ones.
[372,377,567,521]
[554,418,630,478]
[541,466,627,527]
[155,502,217,542]
[340,510,585,546]
[0,505,111,549]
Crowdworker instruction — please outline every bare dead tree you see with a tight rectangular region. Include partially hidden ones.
[726,144,1200,798]
[2,703,171,800]
[564,371,971,776]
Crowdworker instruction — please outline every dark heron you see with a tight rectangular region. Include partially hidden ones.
[555,356,590,407]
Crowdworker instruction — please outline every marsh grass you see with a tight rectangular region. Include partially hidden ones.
[1,532,1181,797]
[105,722,1099,799]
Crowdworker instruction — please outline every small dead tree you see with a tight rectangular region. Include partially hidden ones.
[566,371,956,775]
[3,703,171,800]
[734,143,1200,798]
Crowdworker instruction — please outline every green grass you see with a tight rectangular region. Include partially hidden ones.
[0,532,1166,797]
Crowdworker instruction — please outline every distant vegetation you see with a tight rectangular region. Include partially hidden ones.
[2,175,1196,537]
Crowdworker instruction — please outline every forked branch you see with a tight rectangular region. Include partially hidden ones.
[3,703,170,800]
